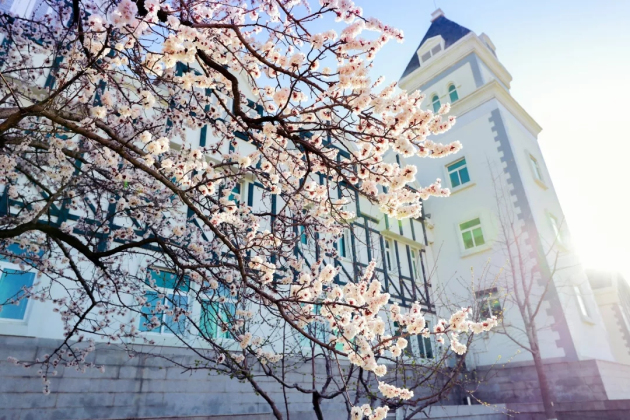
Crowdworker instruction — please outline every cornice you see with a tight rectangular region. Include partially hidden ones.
[450,79,542,137]
[399,34,512,92]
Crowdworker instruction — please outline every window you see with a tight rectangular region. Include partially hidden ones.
[459,218,485,250]
[416,322,434,359]
[199,284,236,339]
[548,214,563,245]
[140,269,190,335]
[431,94,441,113]
[446,158,470,188]
[299,226,308,245]
[228,181,246,205]
[410,248,420,280]
[306,305,329,344]
[574,285,589,318]
[384,239,394,272]
[448,84,459,102]
[335,229,351,259]
[529,155,544,182]
[477,289,502,319]
[0,269,35,320]
[419,42,443,63]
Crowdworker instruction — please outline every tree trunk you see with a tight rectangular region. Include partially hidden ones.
[532,346,558,420]
[312,391,324,420]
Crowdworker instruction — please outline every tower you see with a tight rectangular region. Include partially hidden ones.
[401,9,616,368]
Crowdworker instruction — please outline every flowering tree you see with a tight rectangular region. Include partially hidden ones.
[0,0,496,418]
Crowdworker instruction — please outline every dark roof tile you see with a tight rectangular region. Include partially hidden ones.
[400,16,472,80]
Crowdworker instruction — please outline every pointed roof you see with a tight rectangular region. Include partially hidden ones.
[400,15,472,80]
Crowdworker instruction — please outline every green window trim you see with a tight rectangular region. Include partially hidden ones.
[459,218,485,250]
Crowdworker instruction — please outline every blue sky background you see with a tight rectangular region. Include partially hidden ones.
[343,0,630,278]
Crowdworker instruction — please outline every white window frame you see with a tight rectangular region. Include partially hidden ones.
[527,152,547,189]
[476,289,502,319]
[384,239,395,272]
[410,248,420,280]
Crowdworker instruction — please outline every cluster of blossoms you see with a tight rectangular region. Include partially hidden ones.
[351,404,389,420]
[0,0,493,411]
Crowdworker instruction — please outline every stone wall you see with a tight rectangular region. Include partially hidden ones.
[0,335,348,420]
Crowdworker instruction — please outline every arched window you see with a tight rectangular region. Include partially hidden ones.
[431,94,441,113]
[448,84,459,102]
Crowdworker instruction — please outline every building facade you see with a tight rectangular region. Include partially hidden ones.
[2,3,630,419]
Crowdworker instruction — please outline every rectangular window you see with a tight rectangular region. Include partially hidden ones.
[447,158,470,188]
[140,269,189,334]
[529,155,543,182]
[417,322,434,359]
[410,249,420,279]
[574,285,589,318]
[228,181,247,205]
[336,229,351,259]
[421,51,432,62]
[299,226,308,245]
[385,240,394,272]
[548,214,563,245]
[199,284,236,339]
[476,289,502,319]
[459,218,485,250]
[0,268,35,320]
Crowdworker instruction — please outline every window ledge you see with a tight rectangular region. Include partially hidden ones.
[460,243,492,259]
[534,179,548,190]
[381,230,425,250]
[449,182,476,195]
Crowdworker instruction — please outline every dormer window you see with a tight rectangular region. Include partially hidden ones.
[417,36,445,65]
[431,94,441,113]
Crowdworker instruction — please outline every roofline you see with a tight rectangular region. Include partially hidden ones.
[399,33,512,92]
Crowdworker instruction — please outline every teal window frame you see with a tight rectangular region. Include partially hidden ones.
[431,94,441,113]
[199,284,236,340]
[0,267,35,320]
[459,218,485,250]
[448,84,459,102]
[140,269,190,334]
[447,158,470,188]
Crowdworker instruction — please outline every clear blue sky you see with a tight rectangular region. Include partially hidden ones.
[350,0,630,278]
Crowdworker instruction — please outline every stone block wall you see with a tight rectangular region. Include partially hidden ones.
[0,335,349,420]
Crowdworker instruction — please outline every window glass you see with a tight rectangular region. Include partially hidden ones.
[0,269,35,320]
[385,240,394,271]
[140,269,189,334]
[460,218,485,250]
[448,84,459,102]
[447,158,470,188]
[432,95,441,113]
[574,286,589,318]
[477,290,502,319]
[530,155,543,181]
